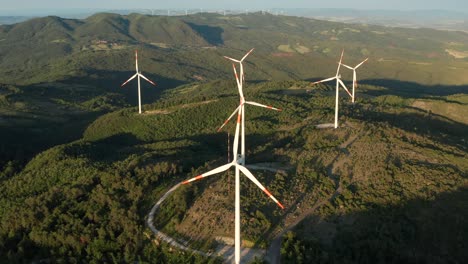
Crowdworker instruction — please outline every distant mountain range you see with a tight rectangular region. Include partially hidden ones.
[1,8,467,31]
[1,11,468,87]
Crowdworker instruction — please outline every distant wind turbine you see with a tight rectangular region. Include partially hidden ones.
[311,50,352,128]
[341,58,368,103]
[121,50,156,114]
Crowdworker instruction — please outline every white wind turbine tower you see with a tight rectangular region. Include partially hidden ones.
[311,50,352,129]
[181,49,284,264]
[121,50,156,114]
[341,58,368,103]
[221,49,282,165]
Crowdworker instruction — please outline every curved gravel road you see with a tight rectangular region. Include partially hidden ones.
[147,182,265,263]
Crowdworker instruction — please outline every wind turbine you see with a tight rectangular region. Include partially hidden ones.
[221,49,282,165]
[311,50,352,128]
[121,50,156,114]
[181,49,284,264]
[341,58,368,103]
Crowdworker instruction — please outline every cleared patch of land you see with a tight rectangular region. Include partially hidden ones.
[144,100,218,115]
[445,49,468,59]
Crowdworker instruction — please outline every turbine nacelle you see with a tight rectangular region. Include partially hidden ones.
[236,155,244,165]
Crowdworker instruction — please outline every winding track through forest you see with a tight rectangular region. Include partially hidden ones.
[147,183,210,257]
[146,125,362,264]
[145,99,268,263]
[147,182,265,263]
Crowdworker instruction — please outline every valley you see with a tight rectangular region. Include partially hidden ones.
[0,12,466,264]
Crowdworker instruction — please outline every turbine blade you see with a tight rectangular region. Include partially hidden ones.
[311,76,336,85]
[139,74,156,86]
[237,165,284,209]
[341,63,353,70]
[218,105,241,132]
[239,63,245,96]
[338,79,352,98]
[356,58,369,68]
[339,49,344,64]
[121,73,138,87]
[135,50,139,73]
[241,48,255,62]
[232,63,241,89]
[336,49,344,75]
[182,163,233,184]
[245,101,282,111]
[224,56,240,63]
[354,71,358,88]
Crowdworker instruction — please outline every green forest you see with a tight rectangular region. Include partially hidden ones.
[0,12,467,264]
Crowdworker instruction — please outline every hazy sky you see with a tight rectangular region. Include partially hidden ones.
[1,0,467,12]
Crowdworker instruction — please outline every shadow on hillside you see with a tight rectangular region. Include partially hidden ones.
[0,232,56,263]
[2,69,174,163]
[305,78,468,101]
[361,79,468,100]
[348,104,468,153]
[62,133,143,163]
[66,131,231,167]
[290,186,468,263]
[0,70,187,165]
[0,110,103,166]
[186,22,224,46]
[61,69,186,104]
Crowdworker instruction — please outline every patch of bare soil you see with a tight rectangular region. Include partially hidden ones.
[143,100,218,115]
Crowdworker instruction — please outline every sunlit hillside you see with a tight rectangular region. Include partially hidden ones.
[0,12,466,263]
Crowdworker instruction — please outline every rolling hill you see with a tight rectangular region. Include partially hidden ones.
[1,12,468,85]
[0,12,467,164]
[0,12,466,263]
[0,78,466,263]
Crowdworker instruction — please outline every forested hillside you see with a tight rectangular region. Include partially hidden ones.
[0,12,466,263]
[0,78,466,263]
[1,12,468,167]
